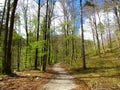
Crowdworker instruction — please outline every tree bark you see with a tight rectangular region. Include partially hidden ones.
[80,0,86,69]
[2,0,11,74]
[0,0,7,37]
[6,0,19,74]
[35,0,41,70]
[42,0,49,71]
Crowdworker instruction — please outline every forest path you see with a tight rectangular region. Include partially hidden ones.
[39,63,76,90]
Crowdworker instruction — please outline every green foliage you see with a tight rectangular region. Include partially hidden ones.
[97,22,105,34]
[60,20,73,27]
[84,1,95,7]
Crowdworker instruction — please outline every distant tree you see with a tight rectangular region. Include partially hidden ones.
[84,1,97,54]
[60,0,70,63]
[96,6,105,53]
[98,22,105,53]
[104,0,112,51]
[14,13,21,71]
[21,0,29,68]
[67,0,78,63]
[85,0,101,57]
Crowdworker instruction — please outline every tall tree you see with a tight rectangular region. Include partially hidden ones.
[3,0,19,74]
[84,2,97,54]
[104,0,112,51]
[47,0,56,65]
[60,0,70,63]
[112,0,120,31]
[112,0,120,48]
[35,0,41,70]
[21,0,29,67]
[80,0,86,69]
[42,0,49,71]
[86,0,101,56]
[96,3,105,53]
[2,0,11,74]
[98,22,105,53]
[15,13,21,71]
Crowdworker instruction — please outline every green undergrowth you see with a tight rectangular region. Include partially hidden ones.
[63,49,120,89]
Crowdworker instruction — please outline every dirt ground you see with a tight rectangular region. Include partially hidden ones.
[0,66,54,90]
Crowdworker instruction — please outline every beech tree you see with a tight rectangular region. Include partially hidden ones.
[34,0,41,70]
[2,0,19,74]
[80,0,86,69]
[2,0,11,74]
[21,0,29,68]
[42,0,49,71]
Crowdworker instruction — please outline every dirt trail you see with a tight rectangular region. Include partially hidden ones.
[39,63,76,90]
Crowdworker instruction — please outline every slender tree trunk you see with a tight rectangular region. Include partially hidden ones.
[71,34,75,65]
[16,15,21,71]
[47,5,54,65]
[114,6,120,31]
[17,39,20,71]
[66,16,70,64]
[106,12,112,51]
[47,15,51,65]
[93,13,101,57]
[42,0,49,71]
[97,11,105,53]
[101,34,105,53]
[80,0,86,69]
[89,17,97,54]
[0,0,7,37]
[23,0,29,68]
[61,0,69,61]
[113,3,120,48]
[35,0,40,70]
[70,0,75,62]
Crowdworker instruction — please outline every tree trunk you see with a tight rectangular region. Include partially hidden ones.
[23,0,29,68]
[101,34,105,53]
[89,17,97,54]
[6,0,19,74]
[80,0,86,69]
[106,12,112,51]
[93,13,101,57]
[97,11,105,53]
[17,38,21,71]
[2,0,11,74]
[35,0,40,70]
[0,0,7,37]
[42,0,49,72]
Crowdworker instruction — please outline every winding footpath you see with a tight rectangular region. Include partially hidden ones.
[41,63,76,90]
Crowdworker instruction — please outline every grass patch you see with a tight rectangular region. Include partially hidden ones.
[63,50,120,90]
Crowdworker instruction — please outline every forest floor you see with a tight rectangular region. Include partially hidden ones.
[0,50,120,90]
[62,49,120,90]
[0,65,54,90]
[0,64,78,90]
